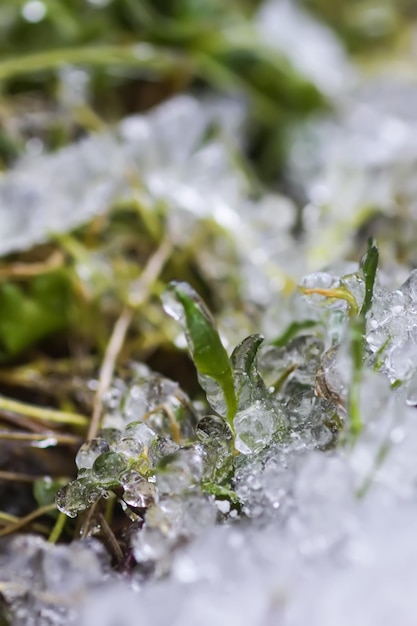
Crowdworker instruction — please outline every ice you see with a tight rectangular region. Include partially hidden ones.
[121,471,157,509]
[91,452,127,485]
[83,401,417,624]
[56,476,107,518]
[234,404,277,455]
[289,80,417,268]
[148,436,180,466]
[405,370,417,406]
[5,10,417,624]
[196,415,234,483]
[97,428,122,448]
[259,335,325,390]
[156,447,204,496]
[75,438,110,470]
[230,335,285,454]
[300,270,334,293]
[116,437,145,459]
[131,494,216,577]
[400,269,417,302]
[121,422,156,450]
[0,535,109,625]
[102,366,197,437]
[0,95,247,258]
[256,0,355,97]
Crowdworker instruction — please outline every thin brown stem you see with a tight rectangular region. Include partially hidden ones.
[0,503,56,537]
[0,511,50,535]
[97,512,123,564]
[0,470,67,483]
[79,498,101,539]
[0,430,81,445]
[88,237,172,440]
[88,307,133,441]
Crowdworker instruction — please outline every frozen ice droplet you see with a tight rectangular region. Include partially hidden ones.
[400,269,417,303]
[234,403,276,454]
[121,471,157,508]
[123,420,156,444]
[156,447,203,495]
[92,452,127,486]
[161,282,186,322]
[98,428,122,448]
[148,435,180,466]
[116,437,144,459]
[300,271,335,306]
[75,438,110,470]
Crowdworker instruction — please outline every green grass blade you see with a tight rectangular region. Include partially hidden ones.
[360,237,379,318]
[162,282,237,427]
[0,44,183,82]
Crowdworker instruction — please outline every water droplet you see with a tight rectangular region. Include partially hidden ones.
[75,438,110,470]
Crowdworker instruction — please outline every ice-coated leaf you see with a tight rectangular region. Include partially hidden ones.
[230,334,284,454]
[56,476,106,518]
[162,281,237,427]
[230,334,266,410]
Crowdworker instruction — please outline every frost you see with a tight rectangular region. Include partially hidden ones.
[75,438,110,470]
[289,79,417,267]
[0,535,109,625]
[121,471,157,509]
[0,96,247,257]
[256,0,355,97]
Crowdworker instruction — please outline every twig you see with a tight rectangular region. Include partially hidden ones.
[0,430,81,445]
[79,498,101,539]
[0,470,64,483]
[0,511,50,535]
[97,512,124,564]
[88,308,133,441]
[88,237,172,440]
[0,503,56,537]
[0,413,57,433]
[0,395,88,428]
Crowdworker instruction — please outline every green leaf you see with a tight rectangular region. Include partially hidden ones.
[162,281,237,427]
[347,238,379,441]
[33,477,67,517]
[360,237,379,318]
[0,270,73,359]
